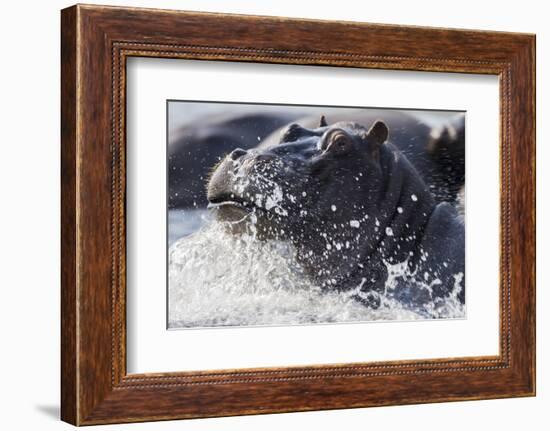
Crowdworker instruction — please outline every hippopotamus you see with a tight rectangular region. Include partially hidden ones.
[168,111,303,208]
[207,117,465,312]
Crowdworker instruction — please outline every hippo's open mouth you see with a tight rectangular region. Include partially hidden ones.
[207,190,285,233]
[207,192,263,226]
[207,193,253,211]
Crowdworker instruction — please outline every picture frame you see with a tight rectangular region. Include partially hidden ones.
[61,4,535,425]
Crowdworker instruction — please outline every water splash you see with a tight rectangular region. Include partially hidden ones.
[168,217,464,329]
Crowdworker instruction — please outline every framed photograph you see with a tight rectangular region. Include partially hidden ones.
[61,4,535,425]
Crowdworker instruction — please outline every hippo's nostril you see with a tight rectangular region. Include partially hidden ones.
[229,148,247,160]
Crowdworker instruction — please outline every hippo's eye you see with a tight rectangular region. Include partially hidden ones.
[323,130,353,155]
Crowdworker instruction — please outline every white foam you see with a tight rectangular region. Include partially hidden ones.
[168,219,464,329]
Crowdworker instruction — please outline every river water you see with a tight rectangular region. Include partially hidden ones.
[168,209,465,329]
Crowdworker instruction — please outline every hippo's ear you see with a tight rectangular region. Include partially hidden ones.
[367,120,389,146]
[319,115,328,127]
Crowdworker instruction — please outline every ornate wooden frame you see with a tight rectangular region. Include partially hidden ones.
[61,4,536,425]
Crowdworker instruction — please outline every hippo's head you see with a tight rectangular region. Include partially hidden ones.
[208,117,386,233]
[207,117,435,291]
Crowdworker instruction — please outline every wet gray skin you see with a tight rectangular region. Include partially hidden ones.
[168,111,302,208]
[207,117,464,310]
